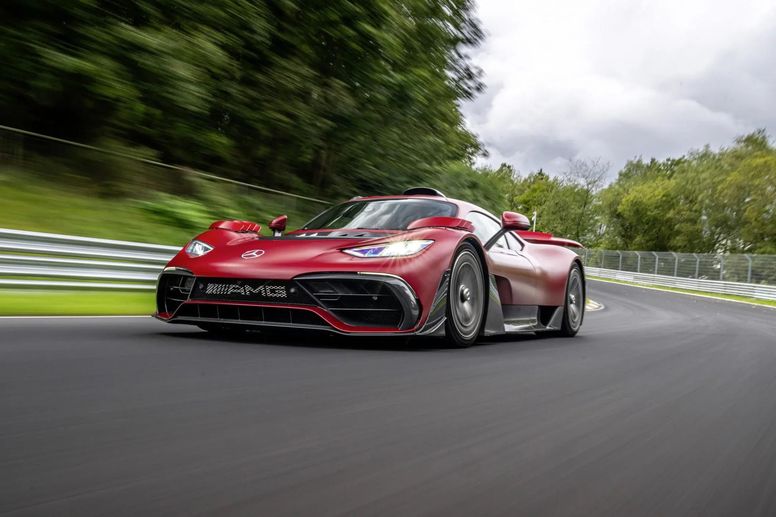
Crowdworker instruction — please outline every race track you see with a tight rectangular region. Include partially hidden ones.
[1,281,775,516]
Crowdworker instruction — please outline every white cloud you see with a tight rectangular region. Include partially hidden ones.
[463,0,776,176]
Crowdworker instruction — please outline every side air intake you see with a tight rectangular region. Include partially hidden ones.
[402,187,446,198]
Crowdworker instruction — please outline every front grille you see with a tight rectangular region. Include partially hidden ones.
[157,272,195,315]
[159,273,417,331]
[175,303,328,327]
[297,278,405,328]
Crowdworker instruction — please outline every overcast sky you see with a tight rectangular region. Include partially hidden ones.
[462,0,776,177]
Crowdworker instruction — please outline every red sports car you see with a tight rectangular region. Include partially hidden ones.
[155,188,585,347]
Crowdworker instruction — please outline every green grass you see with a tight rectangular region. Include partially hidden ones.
[590,276,776,308]
[0,168,322,244]
[0,289,155,316]
[0,178,192,245]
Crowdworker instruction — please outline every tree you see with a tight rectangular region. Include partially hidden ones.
[599,131,776,253]
[502,160,608,246]
[562,158,608,244]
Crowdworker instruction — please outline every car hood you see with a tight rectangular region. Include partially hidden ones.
[168,228,426,280]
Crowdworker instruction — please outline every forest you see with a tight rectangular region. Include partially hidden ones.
[484,131,776,254]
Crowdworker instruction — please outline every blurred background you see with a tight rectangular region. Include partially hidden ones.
[0,0,774,315]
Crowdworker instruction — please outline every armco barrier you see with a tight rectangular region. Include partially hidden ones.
[0,228,177,290]
[1,227,775,301]
[579,249,776,285]
[585,266,776,301]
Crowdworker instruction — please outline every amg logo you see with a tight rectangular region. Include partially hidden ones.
[205,283,287,298]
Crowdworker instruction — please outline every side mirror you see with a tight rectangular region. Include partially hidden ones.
[269,215,288,237]
[501,211,531,231]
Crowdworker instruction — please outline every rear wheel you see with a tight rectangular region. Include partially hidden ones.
[445,244,485,348]
[553,263,585,337]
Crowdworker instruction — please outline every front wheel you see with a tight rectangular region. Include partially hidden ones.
[553,263,585,337]
[444,244,486,347]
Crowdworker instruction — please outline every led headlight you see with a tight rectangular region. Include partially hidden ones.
[184,239,213,258]
[343,240,433,258]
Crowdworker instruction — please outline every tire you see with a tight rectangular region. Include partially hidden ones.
[444,243,486,347]
[552,263,585,337]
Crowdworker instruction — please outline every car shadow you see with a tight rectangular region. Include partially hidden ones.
[157,327,558,352]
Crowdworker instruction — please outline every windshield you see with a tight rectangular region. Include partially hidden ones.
[302,199,457,230]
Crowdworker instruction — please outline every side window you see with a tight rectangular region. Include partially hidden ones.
[492,235,509,251]
[464,212,508,250]
[505,231,524,251]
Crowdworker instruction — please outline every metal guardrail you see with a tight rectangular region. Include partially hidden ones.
[1,227,775,302]
[0,228,177,290]
[580,249,776,285]
[585,267,776,301]
[579,248,776,301]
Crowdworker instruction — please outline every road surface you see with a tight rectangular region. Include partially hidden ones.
[1,281,775,516]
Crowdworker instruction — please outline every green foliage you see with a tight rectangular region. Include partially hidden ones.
[426,162,513,214]
[136,194,215,233]
[0,167,319,244]
[600,131,776,253]
[135,175,324,234]
[0,0,482,197]
[503,161,607,246]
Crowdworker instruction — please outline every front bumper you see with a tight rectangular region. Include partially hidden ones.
[155,269,423,334]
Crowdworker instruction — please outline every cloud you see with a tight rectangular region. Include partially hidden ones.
[463,0,776,176]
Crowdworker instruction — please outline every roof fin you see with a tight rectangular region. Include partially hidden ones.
[402,187,446,198]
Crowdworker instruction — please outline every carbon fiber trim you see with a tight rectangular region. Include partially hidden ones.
[482,274,506,336]
[416,270,450,336]
[545,306,564,330]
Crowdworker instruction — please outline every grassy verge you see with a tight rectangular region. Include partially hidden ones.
[0,290,155,316]
[0,179,192,245]
[590,276,776,308]
[0,168,322,244]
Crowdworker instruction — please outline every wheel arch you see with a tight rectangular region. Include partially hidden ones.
[573,256,586,297]
[441,236,493,345]
[557,256,586,306]
[459,235,505,337]
[460,235,490,281]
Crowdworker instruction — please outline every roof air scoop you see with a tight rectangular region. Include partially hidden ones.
[402,187,446,198]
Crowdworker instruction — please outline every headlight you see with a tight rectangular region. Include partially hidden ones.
[343,240,433,258]
[185,239,213,258]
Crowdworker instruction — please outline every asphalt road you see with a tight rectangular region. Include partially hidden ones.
[1,281,776,516]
